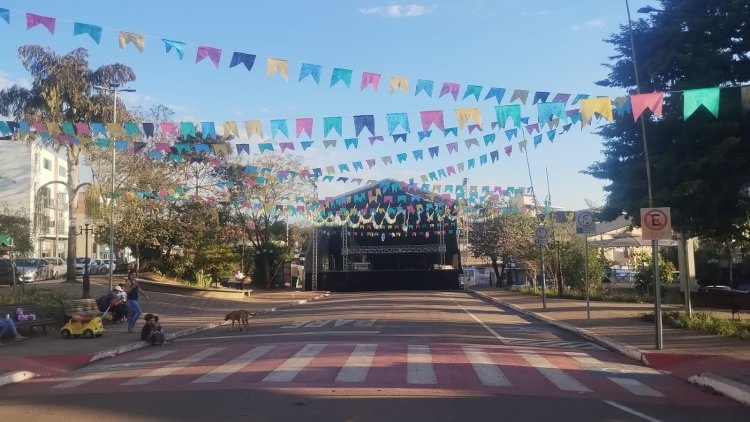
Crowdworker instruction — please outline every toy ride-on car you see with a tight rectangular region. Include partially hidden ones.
[61,315,105,339]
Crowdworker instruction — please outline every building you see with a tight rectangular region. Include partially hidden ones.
[0,141,70,258]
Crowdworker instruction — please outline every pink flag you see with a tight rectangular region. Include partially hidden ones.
[75,122,92,137]
[447,142,458,154]
[296,118,313,138]
[196,46,222,68]
[160,122,176,136]
[420,110,444,131]
[439,82,460,100]
[361,72,381,91]
[26,13,56,34]
[155,143,170,153]
[368,136,384,145]
[630,92,664,121]
[447,166,456,176]
[366,159,376,169]
[504,145,513,157]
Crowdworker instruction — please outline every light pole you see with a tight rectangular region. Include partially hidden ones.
[625,1,664,349]
[76,223,104,298]
[94,83,135,291]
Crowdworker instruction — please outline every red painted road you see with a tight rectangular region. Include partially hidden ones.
[4,341,734,409]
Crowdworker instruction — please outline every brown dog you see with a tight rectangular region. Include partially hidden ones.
[225,310,251,331]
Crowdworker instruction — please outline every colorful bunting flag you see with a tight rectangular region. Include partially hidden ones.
[323,117,342,137]
[509,89,529,105]
[484,87,506,104]
[331,68,353,88]
[495,105,522,128]
[552,93,571,104]
[196,46,222,68]
[361,72,380,91]
[267,58,289,80]
[230,52,256,71]
[580,97,613,125]
[415,79,434,97]
[0,8,8,24]
[244,120,264,139]
[389,76,408,94]
[630,92,664,120]
[118,31,145,52]
[439,82,460,100]
[73,22,102,44]
[455,108,482,129]
[26,13,55,34]
[420,110,444,132]
[463,85,483,101]
[296,118,313,139]
[386,113,410,135]
[270,119,289,139]
[299,63,321,83]
[683,87,720,119]
[533,91,550,104]
[353,115,375,136]
[162,39,186,60]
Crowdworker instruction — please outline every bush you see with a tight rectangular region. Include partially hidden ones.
[510,285,651,303]
[0,288,72,323]
[641,311,750,339]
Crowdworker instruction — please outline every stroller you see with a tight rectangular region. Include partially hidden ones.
[60,298,119,339]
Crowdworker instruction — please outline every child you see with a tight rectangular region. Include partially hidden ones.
[152,315,166,345]
[140,313,165,345]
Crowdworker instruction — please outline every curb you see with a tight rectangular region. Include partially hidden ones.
[2,292,331,388]
[469,289,750,407]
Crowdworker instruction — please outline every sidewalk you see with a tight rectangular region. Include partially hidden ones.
[470,287,750,406]
[0,277,329,387]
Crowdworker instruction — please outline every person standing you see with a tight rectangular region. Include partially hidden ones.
[125,270,149,333]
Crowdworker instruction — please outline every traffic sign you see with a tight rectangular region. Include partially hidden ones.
[534,227,550,245]
[641,207,671,240]
[575,211,596,235]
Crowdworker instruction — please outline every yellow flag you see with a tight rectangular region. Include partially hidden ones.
[212,144,228,154]
[455,108,482,129]
[389,76,408,94]
[580,97,613,125]
[223,121,239,137]
[244,120,264,139]
[106,123,125,138]
[46,122,61,136]
[118,31,145,53]
[267,58,289,80]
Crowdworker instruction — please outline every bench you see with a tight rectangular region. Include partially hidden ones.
[691,290,750,318]
[223,277,253,290]
[0,304,55,335]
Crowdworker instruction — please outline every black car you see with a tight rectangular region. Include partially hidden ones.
[0,258,18,285]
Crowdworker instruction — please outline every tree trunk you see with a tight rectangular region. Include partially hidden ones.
[490,256,502,287]
[65,145,80,282]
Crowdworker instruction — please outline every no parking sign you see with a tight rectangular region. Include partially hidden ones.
[641,207,671,240]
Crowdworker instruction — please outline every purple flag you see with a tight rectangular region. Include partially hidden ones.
[196,46,222,68]
[26,13,55,34]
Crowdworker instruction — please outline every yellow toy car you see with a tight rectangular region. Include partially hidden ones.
[60,315,105,339]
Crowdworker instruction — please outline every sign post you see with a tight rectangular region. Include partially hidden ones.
[641,207,671,350]
[534,227,550,310]
[575,211,596,325]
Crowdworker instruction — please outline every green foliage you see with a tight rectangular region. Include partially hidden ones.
[193,241,237,284]
[641,311,750,340]
[630,249,678,295]
[0,288,73,323]
[511,284,650,303]
[193,270,213,289]
[0,206,33,254]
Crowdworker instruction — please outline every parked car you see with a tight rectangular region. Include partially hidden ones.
[0,258,19,285]
[15,258,52,282]
[44,257,67,278]
[98,259,114,274]
[75,257,96,276]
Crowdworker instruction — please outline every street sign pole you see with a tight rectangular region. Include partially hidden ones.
[534,226,550,310]
[641,207,670,351]
[575,210,596,325]
[540,245,546,310]
[584,235,590,325]
[653,238,662,349]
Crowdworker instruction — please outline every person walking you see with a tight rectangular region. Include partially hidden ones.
[125,270,149,333]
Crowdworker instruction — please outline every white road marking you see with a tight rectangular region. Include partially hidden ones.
[262,344,327,382]
[462,346,512,387]
[335,344,377,383]
[604,400,663,422]
[453,301,507,342]
[176,330,379,342]
[407,345,437,385]
[121,348,224,386]
[566,351,662,375]
[518,351,591,393]
[53,371,114,389]
[136,350,176,361]
[608,377,664,397]
[191,345,276,384]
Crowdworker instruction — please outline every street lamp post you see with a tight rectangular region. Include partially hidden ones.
[93,83,135,291]
[625,1,664,349]
[76,223,103,298]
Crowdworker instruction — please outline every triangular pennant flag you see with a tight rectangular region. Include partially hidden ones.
[389,76,408,94]
[428,146,440,158]
[467,159,475,170]
[244,120,264,139]
[267,58,289,80]
[525,123,540,134]
[613,96,632,118]
[504,145,513,156]
[323,117,342,137]
[180,122,196,138]
[457,162,465,172]
[382,156,393,165]
[0,8,8,24]
[420,110,444,132]
[73,22,102,44]
[504,128,517,141]
[118,31,145,52]
[572,94,589,105]
[301,141,314,150]
[552,93,571,104]
[462,85,483,101]
[331,68,353,88]
[495,105,522,128]
[230,52,256,71]
[299,63,321,83]
[366,159,376,169]
[464,138,479,149]
[483,134,496,145]
[236,144,250,154]
[444,127,458,136]
[509,89,529,105]
[162,39,186,60]
[415,79,434,97]
[533,134,543,148]
[296,118,313,139]
[468,124,482,133]
[345,138,358,149]
[561,123,572,133]
[26,13,56,34]
[270,119,289,139]
[630,92,664,121]
[537,101,567,125]
[484,87,506,104]
[353,115,375,136]
[580,97,613,125]
[386,113,410,134]
[418,130,432,141]
[439,82,460,100]
[533,91,550,104]
[447,142,459,154]
[392,133,407,142]
[223,121,239,137]
[196,46,222,68]
[259,143,274,153]
[455,107,482,129]
[323,139,337,149]
[683,87,720,119]
[518,140,527,152]
[353,161,364,171]
[279,142,295,152]
[412,150,424,161]
[361,72,381,90]
[547,130,556,142]
[368,136,384,145]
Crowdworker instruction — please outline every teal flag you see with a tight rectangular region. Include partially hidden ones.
[537,102,566,125]
[73,22,102,44]
[163,39,186,60]
[462,85,483,101]
[386,113,410,135]
[270,119,289,139]
[683,87,720,119]
[0,8,9,24]
[495,104,522,128]
[330,68,352,88]
[323,116,342,137]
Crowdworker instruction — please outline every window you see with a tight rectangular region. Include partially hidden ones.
[43,159,52,171]
[58,165,67,178]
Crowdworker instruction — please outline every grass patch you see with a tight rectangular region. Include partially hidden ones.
[510,285,652,303]
[0,287,73,323]
[640,311,750,340]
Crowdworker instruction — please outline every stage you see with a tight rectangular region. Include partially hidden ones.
[304,269,460,292]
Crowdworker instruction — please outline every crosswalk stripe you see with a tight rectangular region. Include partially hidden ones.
[335,344,377,383]
[462,346,512,387]
[518,351,591,393]
[121,347,224,386]
[262,344,327,382]
[407,345,437,385]
[608,377,664,397]
[191,345,276,384]
[52,371,114,389]
[136,350,176,361]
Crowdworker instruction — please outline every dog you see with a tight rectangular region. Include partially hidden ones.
[225,310,252,331]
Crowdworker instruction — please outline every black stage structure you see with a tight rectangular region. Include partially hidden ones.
[304,179,461,292]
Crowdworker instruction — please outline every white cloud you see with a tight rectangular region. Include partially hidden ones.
[0,71,31,90]
[585,19,606,29]
[537,10,554,15]
[359,4,437,18]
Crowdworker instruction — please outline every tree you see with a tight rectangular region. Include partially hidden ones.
[0,205,34,255]
[0,46,136,280]
[584,0,750,241]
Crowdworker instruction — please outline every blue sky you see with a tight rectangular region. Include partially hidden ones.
[0,0,655,209]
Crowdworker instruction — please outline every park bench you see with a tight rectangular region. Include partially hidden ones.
[0,304,55,335]
[691,289,750,318]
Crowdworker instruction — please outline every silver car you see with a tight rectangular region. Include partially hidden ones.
[44,257,67,278]
[15,258,52,282]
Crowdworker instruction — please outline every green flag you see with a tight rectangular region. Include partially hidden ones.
[683,87,720,120]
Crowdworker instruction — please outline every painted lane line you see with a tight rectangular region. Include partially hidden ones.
[604,400,663,422]
[136,350,176,361]
[608,377,664,397]
[176,330,379,342]
[462,346,512,387]
[407,345,437,385]
[335,344,378,383]
[53,371,115,389]
[121,347,224,386]
[192,345,276,384]
[518,351,591,393]
[453,300,507,342]
[263,343,327,382]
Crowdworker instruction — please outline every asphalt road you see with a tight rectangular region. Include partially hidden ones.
[0,291,746,421]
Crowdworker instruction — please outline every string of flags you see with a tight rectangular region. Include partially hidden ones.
[0,7,593,105]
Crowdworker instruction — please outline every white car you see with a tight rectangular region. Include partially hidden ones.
[75,257,97,276]
[44,257,67,278]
